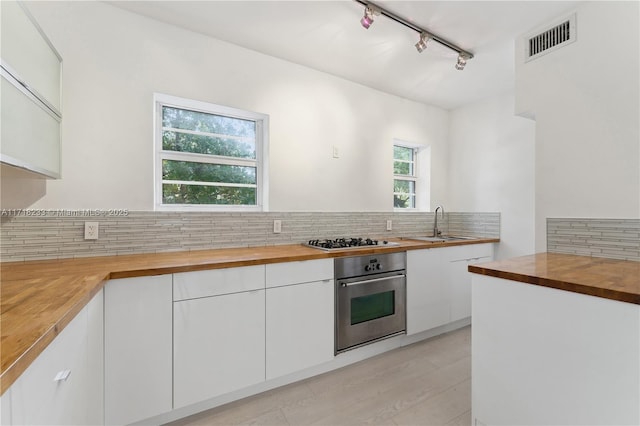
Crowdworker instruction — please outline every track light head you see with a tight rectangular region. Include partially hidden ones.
[361,5,381,29]
[455,53,469,70]
[361,6,375,29]
[415,33,430,53]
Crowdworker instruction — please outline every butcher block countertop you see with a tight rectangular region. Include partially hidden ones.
[0,237,497,395]
[469,252,640,305]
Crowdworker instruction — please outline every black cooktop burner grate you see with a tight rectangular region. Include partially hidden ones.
[305,237,396,251]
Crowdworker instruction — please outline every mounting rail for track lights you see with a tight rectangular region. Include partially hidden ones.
[354,0,474,69]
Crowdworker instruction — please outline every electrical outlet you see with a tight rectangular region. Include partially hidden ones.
[84,221,99,240]
[332,145,339,158]
[273,220,282,234]
[386,220,393,231]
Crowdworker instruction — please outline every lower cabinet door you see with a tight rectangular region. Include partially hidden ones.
[1,389,10,425]
[406,249,449,334]
[105,275,173,425]
[173,289,266,409]
[449,259,472,322]
[266,280,334,380]
[86,289,104,425]
[10,305,89,425]
[448,249,494,323]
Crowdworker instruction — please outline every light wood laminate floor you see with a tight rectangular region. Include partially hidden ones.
[169,326,471,426]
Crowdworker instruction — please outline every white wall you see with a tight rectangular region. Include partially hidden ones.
[448,92,535,259]
[11,1,449,212]
[515,1,640,250]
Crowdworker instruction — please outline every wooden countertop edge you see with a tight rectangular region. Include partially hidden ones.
[101,239,501,279]
[0,238,499,395]
[468,262,640,305]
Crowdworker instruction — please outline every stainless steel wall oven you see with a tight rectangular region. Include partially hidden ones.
[335,252,406,353]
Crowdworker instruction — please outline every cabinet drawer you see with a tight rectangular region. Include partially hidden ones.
[173,265,265,301]
[473,243,494,259]
[443,243,494,262]
[442,245,474,262]
[266,258,333,288]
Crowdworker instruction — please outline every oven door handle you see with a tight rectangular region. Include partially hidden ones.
[339,274,406,287]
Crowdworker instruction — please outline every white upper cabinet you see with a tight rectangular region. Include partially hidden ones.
[1,1,61,112]
[1,0,62,178]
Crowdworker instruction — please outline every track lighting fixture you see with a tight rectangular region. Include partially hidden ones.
[360,5,378,29]
[415,33,430,53]
[455,53,469,70]
[355,0,474,70]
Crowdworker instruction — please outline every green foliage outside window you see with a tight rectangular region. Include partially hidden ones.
[160,106,259,206]
[393,145,415,208]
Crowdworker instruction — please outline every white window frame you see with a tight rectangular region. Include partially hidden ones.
[393,139,430,212]
[153,93,269,211]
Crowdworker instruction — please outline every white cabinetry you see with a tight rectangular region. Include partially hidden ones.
[406,249,449,335]
[1,0,62,177]
[472,274,639,425]
[0,390,10,425]
[265,259,334,379]
[444,244,493,322]
[87,289,105,425]
[105,275,172,425]
[173,266,266,409]
[7,290,103,425]
[407,244,494,334]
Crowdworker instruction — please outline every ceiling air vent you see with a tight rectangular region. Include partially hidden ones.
[525,14,576,62]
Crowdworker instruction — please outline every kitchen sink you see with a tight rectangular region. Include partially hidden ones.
[404,236,477,242]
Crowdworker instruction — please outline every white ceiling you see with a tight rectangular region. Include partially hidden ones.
[110,1,580,110]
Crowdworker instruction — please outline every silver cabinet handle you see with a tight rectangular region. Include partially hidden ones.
[53,369,71,382]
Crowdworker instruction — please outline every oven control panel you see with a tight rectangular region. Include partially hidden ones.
[335,251,406,279]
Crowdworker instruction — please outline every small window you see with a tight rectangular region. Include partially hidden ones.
[393,144,417,209]
[154,94,268,211]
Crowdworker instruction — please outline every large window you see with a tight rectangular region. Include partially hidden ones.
[154,94,268,211]
[393,144,417,209]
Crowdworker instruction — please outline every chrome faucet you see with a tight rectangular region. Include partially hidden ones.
[433,205,444,237]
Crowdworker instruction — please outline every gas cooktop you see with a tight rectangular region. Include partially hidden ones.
[303,237,400,251]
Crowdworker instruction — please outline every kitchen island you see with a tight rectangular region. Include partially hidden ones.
[469,253,640,425]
